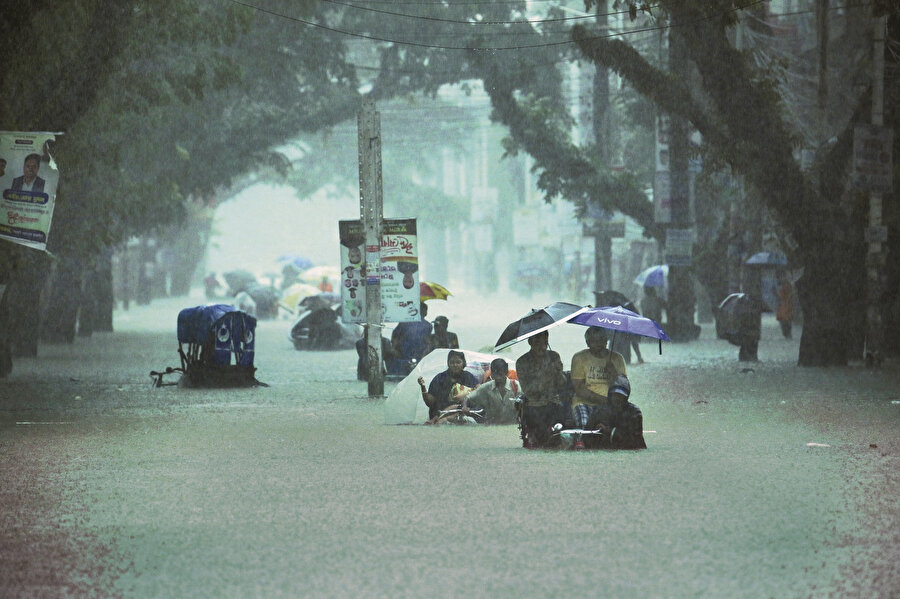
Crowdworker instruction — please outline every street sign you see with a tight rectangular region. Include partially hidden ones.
[664,228,694,266]
[852,125,893,193]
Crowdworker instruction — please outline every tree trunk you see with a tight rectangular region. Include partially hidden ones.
[94,252,115,332]
[78,269,96,338]
[42,256,83,344]
[168,214,214,297]
[663,15,699,342]
[0,282,12,377]
[8,253,51,357]
[796,244,865,366]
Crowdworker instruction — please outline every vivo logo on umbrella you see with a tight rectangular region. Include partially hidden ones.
[596,318,621,325]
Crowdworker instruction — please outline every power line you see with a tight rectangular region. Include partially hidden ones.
[230,0,768,51]
[319,0,652,26]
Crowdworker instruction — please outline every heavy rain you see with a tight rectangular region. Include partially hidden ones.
[1,2,899,597]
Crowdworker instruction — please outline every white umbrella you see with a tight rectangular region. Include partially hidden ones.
[383,348,515,425]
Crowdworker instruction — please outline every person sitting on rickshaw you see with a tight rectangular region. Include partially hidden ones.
[457,358,520,425]
[585,374,646,449]
[417,350,479,421]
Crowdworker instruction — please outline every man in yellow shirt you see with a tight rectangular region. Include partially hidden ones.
[570,327,627,449]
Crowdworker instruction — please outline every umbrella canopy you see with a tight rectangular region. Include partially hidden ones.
[277,254,315,271]
[223,269,258,294]
[384,348,515,424]
[592,290,637,312]
[717,292,766,316]
[633,264,668,288]
[281,283,321,309]
[494,301,589,351]
[420,281,452,302]
[299,292,340,311]
[745,251,787,266]
[569,305,670,341]
[299,265,341,285]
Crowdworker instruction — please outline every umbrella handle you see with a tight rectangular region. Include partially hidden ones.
[605,330,616,372]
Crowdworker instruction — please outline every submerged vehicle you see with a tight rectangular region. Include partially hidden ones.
[288,302,360,351]
[150,304,263,387]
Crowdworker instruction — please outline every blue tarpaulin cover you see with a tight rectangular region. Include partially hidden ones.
[177,304,256,367]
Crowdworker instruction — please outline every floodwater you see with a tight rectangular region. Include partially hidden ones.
[1,289,898,598]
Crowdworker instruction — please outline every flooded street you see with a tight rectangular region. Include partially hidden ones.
[2,291,898,598]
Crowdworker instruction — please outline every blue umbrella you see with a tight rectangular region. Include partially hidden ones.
[633,264,668,288]
[278,254,314,271]
[569,305,670,354]
[745,251,787,266]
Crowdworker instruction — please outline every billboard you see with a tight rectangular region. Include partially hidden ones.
[339,218,420,324]
[0,131,60,252]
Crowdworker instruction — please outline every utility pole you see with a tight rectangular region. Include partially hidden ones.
[592,0,612,294]
[358,98,384,396]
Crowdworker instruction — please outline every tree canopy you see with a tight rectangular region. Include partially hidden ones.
[1,0,897,368]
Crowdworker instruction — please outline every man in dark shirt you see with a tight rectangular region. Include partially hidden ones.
[425,315,459,355]
[10,154,45,192]
[356,325,394,381]
[515,331,569,448]
[389,302,432,375]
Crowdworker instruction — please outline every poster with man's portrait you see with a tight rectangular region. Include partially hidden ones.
[0,131,60,252]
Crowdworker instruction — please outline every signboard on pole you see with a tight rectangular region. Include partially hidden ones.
[339,218,419,324]
[664,227,694,266]
[653,171,672,224]
[852,125,893,193]
[0,131,60,252]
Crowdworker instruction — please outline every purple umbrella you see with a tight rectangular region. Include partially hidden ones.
[744,251,787,266]
[569,305,670,354]
[633,264,668,288]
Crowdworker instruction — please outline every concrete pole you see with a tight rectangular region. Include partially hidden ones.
[358,98,384,396]
[865,15,887,365]
[592,0,612,295]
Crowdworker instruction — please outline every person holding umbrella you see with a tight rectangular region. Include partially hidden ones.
[570,327,628,450]
[417,350,479,421]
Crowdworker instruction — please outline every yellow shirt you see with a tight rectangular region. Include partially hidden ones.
[570,348,627,407]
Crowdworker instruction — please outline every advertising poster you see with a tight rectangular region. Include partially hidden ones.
[0,131,60,252]
[339,218,419,324]
[664,227,694,267]
[852,124,893,193]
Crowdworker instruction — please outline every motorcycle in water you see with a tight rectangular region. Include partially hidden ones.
[289,304,360,351]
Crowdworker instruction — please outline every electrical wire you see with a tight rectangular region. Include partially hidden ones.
[319,0,655,26]
[229,0,768,51]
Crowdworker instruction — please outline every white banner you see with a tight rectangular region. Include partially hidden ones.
[0,131,60,252]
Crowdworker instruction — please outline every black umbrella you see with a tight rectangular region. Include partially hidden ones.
[715,293,765,342]
[592,290,637,313]
[299,292,340,310]
[494,301,588,351]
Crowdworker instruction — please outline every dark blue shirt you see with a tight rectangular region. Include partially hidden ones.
[393,320,433,361]
[427,369,479,418]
